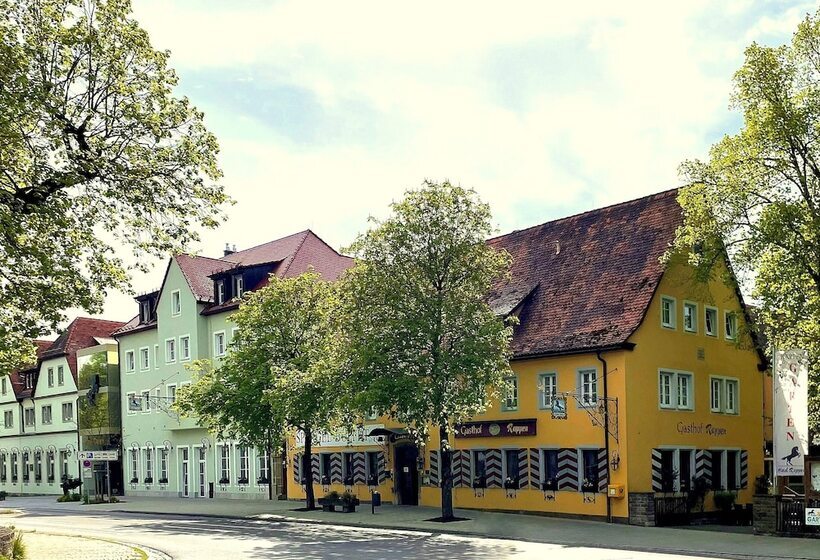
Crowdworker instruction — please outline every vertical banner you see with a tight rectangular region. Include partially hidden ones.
[773,349,809,476]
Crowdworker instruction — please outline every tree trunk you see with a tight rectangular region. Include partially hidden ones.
[439,423,454,520]
[303,426,316,510]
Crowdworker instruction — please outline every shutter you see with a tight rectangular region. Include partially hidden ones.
[486,449,503,488]
[311,454,320,483]
[378,451,388,484]
[353,452,366,484]
[293,453,301,484]
[651,449,663,492]
[695,449,711,487]
[557,448,578,491]
[528,448,541,488]
[518,448,529,489]
[597,448,608,493]
[740,450,749,489]
[428,450,439,487]
[330,453,343,483]
[451,450,465,487]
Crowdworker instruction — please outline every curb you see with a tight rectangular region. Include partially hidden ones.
[109,508,816,560]
[18,529,169,560]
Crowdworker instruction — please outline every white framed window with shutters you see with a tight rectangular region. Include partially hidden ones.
[683,301,697,333]
[501,376,518,411]
[710,376,739,414]
[577,368,598,406]
[538,372,557,409]
[660,296,676,329]
[659,369,693,410]
[705,306,718,337]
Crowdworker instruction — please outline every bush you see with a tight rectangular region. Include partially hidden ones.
[323,490,340,501]
[754,474,771,495]
[56,493,81,503]
[713,491,736,512]
[340,491,356,505]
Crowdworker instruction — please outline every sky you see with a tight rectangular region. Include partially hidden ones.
[85,0,816,326]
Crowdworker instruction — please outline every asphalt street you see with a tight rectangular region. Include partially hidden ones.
[5,504,718,560]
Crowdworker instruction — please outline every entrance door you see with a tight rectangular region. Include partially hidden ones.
[198,447,207,498]
[180,448,190,498]
[394,445,419,505]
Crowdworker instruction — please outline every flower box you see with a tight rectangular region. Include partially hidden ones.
[504,478,519,490]
[541,479,558,492]
[130,477,138,484]
[158,478,169,485]
[257,477,269,485]
[237,477,249,485]
[219,477,230,485]
[472,476,487,489]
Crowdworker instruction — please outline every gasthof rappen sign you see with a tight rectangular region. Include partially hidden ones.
[454,419,537,438]
[774,349,810,477]
[676,422,728,437]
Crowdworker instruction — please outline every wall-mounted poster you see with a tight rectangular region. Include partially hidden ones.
[773,349,809,477]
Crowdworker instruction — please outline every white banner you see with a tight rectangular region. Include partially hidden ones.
[294,424,384,449]
[773,349,809,477]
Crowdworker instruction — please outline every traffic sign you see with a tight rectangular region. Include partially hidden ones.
[78,450,118,461]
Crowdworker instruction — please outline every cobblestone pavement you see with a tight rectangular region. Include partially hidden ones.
[21,531,146,560]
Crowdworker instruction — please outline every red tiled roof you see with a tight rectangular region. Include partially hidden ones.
[175,254,236,302]
[488,188,682,358]
[9,340,52,400]
[39,317,125,381]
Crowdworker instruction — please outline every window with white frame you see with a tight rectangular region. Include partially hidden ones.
[724,312,737,340]
[145,448,153,482]
[710,377,739,414]
[541,449,559,487]
[42,405,52,425]
[153,345,159,369]
[180,335,191,361]
[216,280,226,305]
[47,367,54,387]
[219,444,231,483]
[233,275,244,299]
[214,331,226,357]
[47,451,55,481]
[154,388,161,412]
[3,410,13,428]
[538,373,557,409]
[58,365,64,386]
[125,350,136,372]
[578,368,598,406]
[683,302,697,332]
[705,306,718,337]
[141,390,151,413]
[257,449,270,483]
[62,402,73,422]
[165,339,176,363]
[1,377,6,395]
[661,296,676,328]
[159,448,168,482]
[139,347,150,370]
[24,407,35,427]
[140,300,152,323]
[503,449,521,483]
[580,449,599,490]
[502,376,518,411]
[167,384,177,404]
[171,290,181,316]
[659,370,693,410]
[130,448,139,482]
[238,446,249,484]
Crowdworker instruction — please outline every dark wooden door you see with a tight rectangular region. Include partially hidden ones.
[394,445,419,505]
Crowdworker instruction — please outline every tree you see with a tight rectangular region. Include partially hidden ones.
[670,11,820,431]
[0,0,229,374]
[176,271,341,510]
[340,180,514,520]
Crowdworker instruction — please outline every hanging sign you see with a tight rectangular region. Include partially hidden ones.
[773,349,809,476]
[551,397,567,420]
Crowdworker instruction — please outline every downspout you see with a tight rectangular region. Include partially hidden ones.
[596,351,611,524]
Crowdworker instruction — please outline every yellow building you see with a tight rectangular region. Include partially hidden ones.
[287,189,767,524]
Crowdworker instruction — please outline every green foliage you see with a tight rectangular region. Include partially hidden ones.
[56,492,80,502]
[671,11,820,430]
[0,0,229,374]
[340,180,514,518]
[713,491,736,512]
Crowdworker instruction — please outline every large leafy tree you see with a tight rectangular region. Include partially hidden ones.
[340,180,514,520]
[176,271,341,510]
[0,0,228,373]
[671,11,820,431]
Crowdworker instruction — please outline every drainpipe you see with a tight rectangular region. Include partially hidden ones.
[596,351,612,524]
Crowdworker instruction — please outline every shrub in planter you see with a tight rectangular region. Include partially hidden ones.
[60,476,82,496]
[541,479,558,492]
[686,476,709,513]
[158,478,169,485]
[143,477,153,484]
[339,491,359,513]
[319,490,340,512]
[0,491,7,501]
[714,491,736,512]
[321,475,331,486]
[129,477,138,484]
[580,479,597,493]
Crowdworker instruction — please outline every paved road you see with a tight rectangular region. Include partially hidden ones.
[5,504,715,560]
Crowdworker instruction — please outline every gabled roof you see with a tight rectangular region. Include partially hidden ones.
[38,317,125,381]
[10,340,59,400]
[488,189,682,358]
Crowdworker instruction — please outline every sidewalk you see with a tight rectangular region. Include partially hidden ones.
[5,495,818,560]
[21,531,148,560]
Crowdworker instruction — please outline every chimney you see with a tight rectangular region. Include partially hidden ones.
[224,243,235,257]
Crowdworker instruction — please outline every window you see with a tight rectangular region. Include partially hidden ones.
[11,452,18,483]
[47,451,55,482]
[472,450,487,485]
[710,377,739,414]
[238,446,250,484]
[47,367,54,387]
[1,377,6,395]
[538,373,557,409]
[145,448,153,482]
[153,345,159,369]
[141,390,151,413]
[257,450,270,483]
[126,392,138,414]
[154,388,161,412]
[180,336,191,361]
[724,312,737,340]
[130,448,139,483]
[502,376,518,411]
[42,405,52,425]
[34,451,42,481]
[541,449,559,487]
[165,339,176,363]
[705,306,718,337]
[366,451,380,485]
[214,331,226,357]
[24,373,33,389]
[3,411,12,428]
[219,444,231,483]
[159,449,169,482]
[683,302,697,333]
[22,453,28,482]
[343,452,355,484]
[171,290,181,316]
[504,449,520,483]
[578,368,598,406]
[581,449,599,490]
[57,365,64,386]
[60,450,68,480]
[659,370,693,410]
[62,402,73,422]
[24,408,35,427]
[233,275,244,299]
[661,296,676,328]
[140,300,152,323]
[726,450,740,490]
[0,454,5,482]
[167,384,177,404]
[216,280,226,305]
[125,350,136,373]
[139,347,150,370]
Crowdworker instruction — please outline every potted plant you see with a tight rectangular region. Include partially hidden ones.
[753,474,771,495]
[343,475,354,486]
[219,477,230,486]
[130,476,138,484]
[321,474,331,486]
[714,491,736,524]
[237,477,249,485]
[144,477,153,484]
[319,490,340,512]
[158,477,169,485]
[367,473,378,487]
[257,476,269,485]
[472,475,487,489]
[541,478,558,492]
[503,476,518,490]
[339,491,359,513]
[581,478,597,494]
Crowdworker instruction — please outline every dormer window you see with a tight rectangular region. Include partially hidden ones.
[233,275,244,299]
[140,300,152,323]
[216,280,226,305]
[25,374,33,389]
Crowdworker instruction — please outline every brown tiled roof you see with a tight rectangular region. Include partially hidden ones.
[176,254,236,302]
[9,340,52,400]
[39,317,125,381]
[488,188,681,358]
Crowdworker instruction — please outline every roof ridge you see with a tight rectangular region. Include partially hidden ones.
[221,229,311,263]
[279,230,312,277]
[489,187,679,242]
